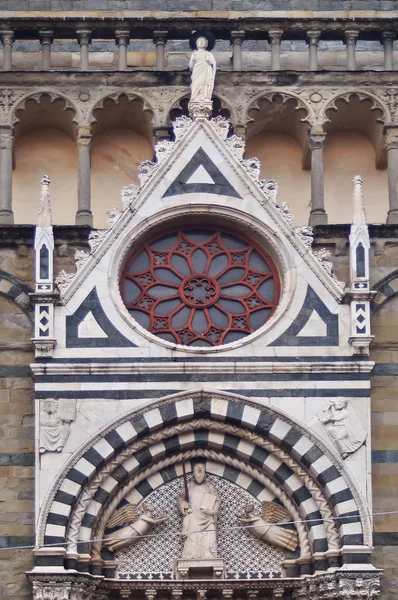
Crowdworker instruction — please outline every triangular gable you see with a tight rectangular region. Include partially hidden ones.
[58,117,345,319]
[162,147,242,199]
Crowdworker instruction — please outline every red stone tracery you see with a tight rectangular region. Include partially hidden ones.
[120,229,280,347]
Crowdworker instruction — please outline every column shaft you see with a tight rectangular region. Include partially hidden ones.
[269,29,282,71]
[309,131,327,226]
[385,128,398,224]
[1,30,13,71]
[39,30,53,70]
[231,30,244,71]
[154,30,167,70]
[383,31,395,71]
[345,30,359,71]
[77,29,91,71]
[76,126,93,226]
[116,29,129,70]
[307,30,320,70]
[0,126,14,224]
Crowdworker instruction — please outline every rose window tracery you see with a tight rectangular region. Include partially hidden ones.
[120,229,280,346]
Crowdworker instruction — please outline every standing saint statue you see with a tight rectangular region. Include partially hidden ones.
[179,462,220,560]
[189,31,216,108]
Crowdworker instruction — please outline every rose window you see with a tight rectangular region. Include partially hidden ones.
[120,229,280,347]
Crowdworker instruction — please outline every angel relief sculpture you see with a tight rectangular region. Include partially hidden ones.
[236,502,299,552]
[103,502,168,553]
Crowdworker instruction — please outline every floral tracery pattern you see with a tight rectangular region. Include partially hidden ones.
[120,229,280,347]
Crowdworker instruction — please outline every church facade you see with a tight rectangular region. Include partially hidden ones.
[0,4,397,600]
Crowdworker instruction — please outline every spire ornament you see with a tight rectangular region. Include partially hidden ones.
[347,175,374,355]
[31,175,59,358]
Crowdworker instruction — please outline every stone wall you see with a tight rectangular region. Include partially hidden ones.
[0,226,397,598]
[1,1,398,11]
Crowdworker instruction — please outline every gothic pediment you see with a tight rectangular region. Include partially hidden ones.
[47,116,350,355]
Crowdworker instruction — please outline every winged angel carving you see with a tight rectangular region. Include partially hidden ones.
[236,502,298,552]
[103,502,168,553]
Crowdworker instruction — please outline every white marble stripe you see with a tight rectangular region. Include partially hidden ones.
[309,455,334,477]
[241,404,261,427]
[123,455,140,473]
[269,418,291,442]
[325,477,347,497]
[116,421,137,443]
[74,457,97,478]
[175,397,194,418]
[334,499,359,516]
[35,379,371,391]
[93,438,114,459]
[49,501,71,517]
[291,436,313,459]
[101,475,119,494]
[144,407,163,429]
[59,478,81,496]
[45,523,66,537]
[340,522,363,535]
[78,526,93,541]
[86,499,102,517]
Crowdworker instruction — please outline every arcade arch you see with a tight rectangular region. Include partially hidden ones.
[245,95,311,227]
[91,94,154,228]
[324,94,388,224]
[13,94,77,225]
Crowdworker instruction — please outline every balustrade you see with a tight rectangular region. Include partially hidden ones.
[0,17,396,72]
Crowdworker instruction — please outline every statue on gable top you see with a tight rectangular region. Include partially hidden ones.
[189,30,216,118]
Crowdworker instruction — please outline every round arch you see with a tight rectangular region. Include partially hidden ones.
[38,389,371,576]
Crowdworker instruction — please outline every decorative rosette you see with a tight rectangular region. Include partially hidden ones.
[120,229,280,347]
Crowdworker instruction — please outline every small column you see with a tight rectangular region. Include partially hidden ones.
[1,30,14,71]
[269,29,283,70]
[0,125,14,224]
[309,128,328,226]
[307,30,321,70]
[153,30,167,70]
[76,125,93,226]
[77,29,91,71]
[116,29,130,71]
[231,30,244,71]
[39,30,53,70]
[345,30,359,71]
[382,31,395,71]
[385,126,398,224]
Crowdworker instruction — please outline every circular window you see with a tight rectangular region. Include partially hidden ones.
[120,229,280,347]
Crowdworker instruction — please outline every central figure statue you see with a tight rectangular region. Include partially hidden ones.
[179,462,220,559]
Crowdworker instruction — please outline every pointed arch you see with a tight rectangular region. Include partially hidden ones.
[38,390,371,576]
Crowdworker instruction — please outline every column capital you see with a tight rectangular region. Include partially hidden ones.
[230,29,245,45]
[153,30,168,45]
[345,29,359,44]
[115,29,130,45]
[77,124,92,145]
[269,29,283,44]
[384,128,398,150]
[307,29,321,44]
[309,131,326,151]
[382,30,396,43]
[0,29,14,45]
[77,29,92,45]
[39,29,54,44]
